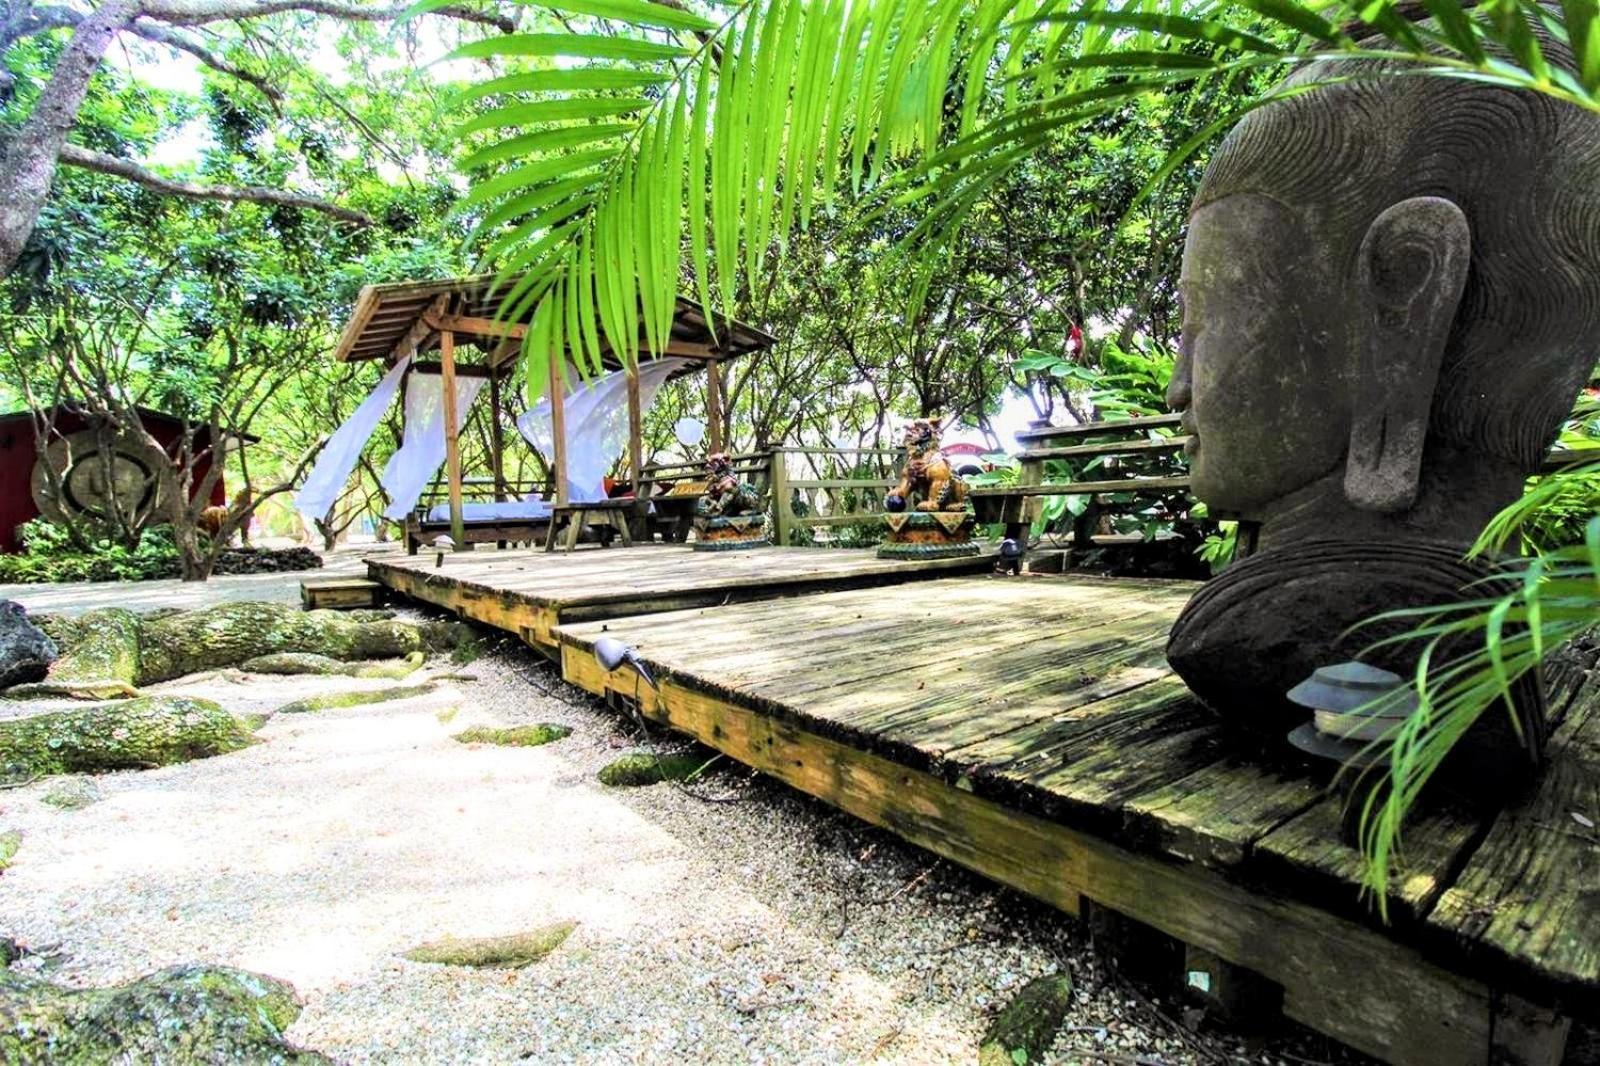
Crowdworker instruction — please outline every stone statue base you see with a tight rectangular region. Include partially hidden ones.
[1167,536,1546,801]
[877,511,978,560]
[692,514,767,552]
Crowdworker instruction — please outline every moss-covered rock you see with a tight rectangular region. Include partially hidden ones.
[29,609,142,696]
[453,723,571,747]
[978,974,1075,1066]
[0,696,255,780]
[400,921,576,969]
[0,963,328,1064]
[597,751,708,787]
[241,650,426,680]
[0,830,19,872]
[40,777,100,810]
[274,682,438,715]
[18,604,468,697]
[137,603,441,684]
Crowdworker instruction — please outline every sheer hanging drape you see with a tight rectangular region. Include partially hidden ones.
[295,355,411,528]
[517,358,690,502]
[380,372,487,520]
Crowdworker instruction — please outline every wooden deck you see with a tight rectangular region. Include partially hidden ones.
[550,575,1598,1066]
[366,544,995,654]
[367,547,1598,1064]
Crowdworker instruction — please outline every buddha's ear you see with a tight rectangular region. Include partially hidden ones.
[1346,196,1471,512]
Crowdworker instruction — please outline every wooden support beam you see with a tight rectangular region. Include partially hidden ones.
[548,349,569,507]
[389,296,447,364]
[626,362,644,491]
[423,312,529,340]
[706,358,724,453]
[439,330,466,546]
[489,370,506,503]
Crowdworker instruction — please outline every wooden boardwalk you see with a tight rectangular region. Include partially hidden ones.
[367,544,994,655]
[368,549,1597,1064]
[552,575,1598,1066]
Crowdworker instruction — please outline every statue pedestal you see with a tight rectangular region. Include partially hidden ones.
[877,511,978,560]
[693,514,768,552]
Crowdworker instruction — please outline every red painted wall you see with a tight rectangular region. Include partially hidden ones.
[0,409,225,554]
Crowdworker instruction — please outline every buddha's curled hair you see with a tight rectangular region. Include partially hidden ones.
[1195,18,1600,471]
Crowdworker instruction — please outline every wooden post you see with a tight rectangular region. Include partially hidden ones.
[626,361,645,540]
[439,330,466,546]
[768,447,791,546]
[489,367,506,502]
[706,358,724,453]
[548,348,569,506]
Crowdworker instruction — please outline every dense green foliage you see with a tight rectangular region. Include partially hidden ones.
[0,519,180,583]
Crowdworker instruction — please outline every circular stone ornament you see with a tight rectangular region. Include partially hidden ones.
[30,431,167,528]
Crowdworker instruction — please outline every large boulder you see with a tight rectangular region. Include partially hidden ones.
[0,602,57,692]
[0,964,328,1064]
[0,696,255,781]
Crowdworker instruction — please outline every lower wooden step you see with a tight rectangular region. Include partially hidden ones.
[300,577,384,610]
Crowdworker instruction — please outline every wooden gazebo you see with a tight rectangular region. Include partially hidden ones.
[332,275,775,544]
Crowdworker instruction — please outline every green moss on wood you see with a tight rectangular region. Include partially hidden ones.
[597,751,708,787]
[274,682,438,715]
[0,964,328,1064]
[0,696,255,780]
[0,831,19,872]
[978,974,1076,1066]
[31,609,142,692]
[453,723,571,747]
[400,921,576,969]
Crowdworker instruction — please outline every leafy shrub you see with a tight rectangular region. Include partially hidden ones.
[0,520,180,583]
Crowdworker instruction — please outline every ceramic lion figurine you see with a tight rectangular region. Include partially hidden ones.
[696,453,763,518]
[885,418,969,513]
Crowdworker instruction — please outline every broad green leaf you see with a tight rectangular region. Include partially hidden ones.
[460,123,634,171]
[541,0,717,32]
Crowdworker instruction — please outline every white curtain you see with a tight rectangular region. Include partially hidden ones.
[518,358,689,503]
[380,371,487,520]
[295,355,411,527]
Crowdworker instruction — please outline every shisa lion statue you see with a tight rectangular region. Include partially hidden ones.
[878,418,977,559]
[1163,17,1600,799]
[693,452,767,551]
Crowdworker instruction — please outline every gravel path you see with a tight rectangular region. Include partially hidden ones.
[0,629,1362,1065]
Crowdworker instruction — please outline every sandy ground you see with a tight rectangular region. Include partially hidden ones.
[0,608,1363,1064]
[0,542,393,616]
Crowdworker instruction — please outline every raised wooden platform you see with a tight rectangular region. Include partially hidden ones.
[546,575,1598,1066]
[365,544,995,655]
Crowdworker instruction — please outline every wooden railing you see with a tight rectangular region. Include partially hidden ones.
[768,446,902,545]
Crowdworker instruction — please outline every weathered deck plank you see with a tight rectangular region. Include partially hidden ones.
[1426,670,1600,1005]
[367,544,994,652]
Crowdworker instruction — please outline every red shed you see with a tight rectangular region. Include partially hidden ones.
[0,406,240,554]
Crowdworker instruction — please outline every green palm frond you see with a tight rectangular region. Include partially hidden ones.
[1351,510,1600,917]
[437,0,1600,402]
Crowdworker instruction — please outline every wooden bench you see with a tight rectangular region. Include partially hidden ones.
[636,452,772,543]
[544,499,636,553]
[404,477,553,554]
[971,413,1199,555]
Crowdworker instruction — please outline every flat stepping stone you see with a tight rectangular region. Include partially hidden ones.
[400,921,576,969]
[452,724,571,747]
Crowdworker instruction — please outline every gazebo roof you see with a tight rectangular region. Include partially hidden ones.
[332,275,776,369]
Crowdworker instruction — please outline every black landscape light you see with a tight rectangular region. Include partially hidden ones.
[431,534,454,568]
[594,636,656,689]
[996,537,1023,576]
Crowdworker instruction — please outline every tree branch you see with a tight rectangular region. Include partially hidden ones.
[138,0,515,33]
[57,143,374,224]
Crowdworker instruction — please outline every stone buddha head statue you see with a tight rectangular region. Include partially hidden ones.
[1164,27,1600,782]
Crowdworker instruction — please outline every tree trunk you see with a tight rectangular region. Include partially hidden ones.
[174,523,215,582]
[0,0,139,276]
